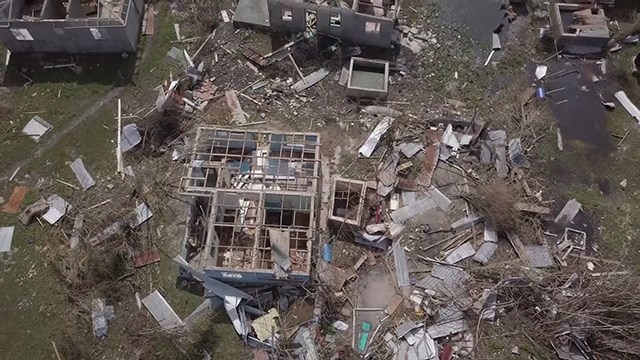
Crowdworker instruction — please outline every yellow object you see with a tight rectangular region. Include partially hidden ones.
[252,308,280,341]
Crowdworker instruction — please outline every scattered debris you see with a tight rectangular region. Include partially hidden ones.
[3,4,638,359]
[22,115,53,142]
[92,298,115,338]
[121,124,142,152]
[225,90,247,124]
[525,245,554,268]
[133,248,161,268]
[358,117,394,157]
[9,167,20,182]
[615,91,640,124]
[445,242,476,264]
[473,242,498,265]
[329,177,366,226]
[0,226,14,253]
[69,214,84,249]
[221,9,230,23]
[347,57,389,99]
[292,68,330,93]
[364,106,402,118]
[535,65,548,80]
[252,308,279,341]
[133,202,153,227]
[391,196,438,223]
[392,242,410,287]
[554,199,582,226]
[69,158,96,191]
[42,195,72,225]
[142,290,184,330]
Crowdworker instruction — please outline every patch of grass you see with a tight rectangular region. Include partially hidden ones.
[0,190,67,358]
[0,81,112,171]
[24,5,182,179]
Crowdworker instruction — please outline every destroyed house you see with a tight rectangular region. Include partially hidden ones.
[179,127,321,286]
[549,3,610,55]
[266,0,400,48]
[0,0,143,53]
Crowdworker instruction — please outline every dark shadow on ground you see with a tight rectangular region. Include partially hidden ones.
[3,52,138,86]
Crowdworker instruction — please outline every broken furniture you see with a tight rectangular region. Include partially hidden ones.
[179,127,321,285]
[329,177,366,227]
[346,57,389,99]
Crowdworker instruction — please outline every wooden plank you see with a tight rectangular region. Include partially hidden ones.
[243,48,269,66]
[2,186,28,214]
[144,4,155,35]
[133,248,161,268]
[514,202,551,215]
[506,230,527,260]
[225,90,247,124]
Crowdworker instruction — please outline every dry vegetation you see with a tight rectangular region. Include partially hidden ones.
[489,79,553,146]
[178,0,222,37]
[464,178,522,232]
[472,264,640,360]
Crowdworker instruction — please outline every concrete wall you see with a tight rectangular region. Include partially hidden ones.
[317,6,393,48]
[0,0,143,53]
[267,0,306,34]
[266,0,395,48]
[550,4,609,55]
[123,0,144,51]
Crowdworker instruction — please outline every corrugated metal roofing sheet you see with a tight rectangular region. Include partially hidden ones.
[445,242,476,264]
[391,197,437,223]
[393,242,410,287]
[142,290,183,330]
[426,319,468,339]
[473,242,498,265]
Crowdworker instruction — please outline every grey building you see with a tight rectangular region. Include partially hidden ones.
[0,0,143,53]
[234,0,401,48]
